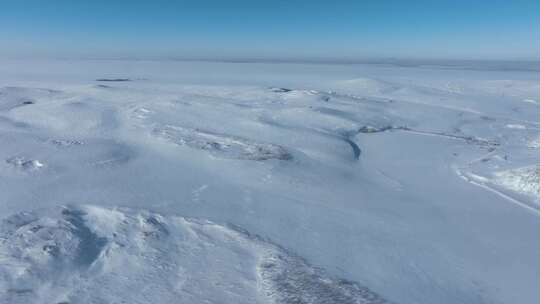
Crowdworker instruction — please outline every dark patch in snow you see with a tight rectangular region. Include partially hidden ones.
[61,208,108,267]
[95,84,112,89]
[7,289,33,295]
[319,91,395,104]
[337,130,363,160]
[95,78,131,82]
[344,137,362,160]
[270,87,293,93]
[141,215,170,239]
[153,125,293,161]
[358,125,394,134]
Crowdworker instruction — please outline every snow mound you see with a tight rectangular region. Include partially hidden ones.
[153,124,293,161]
[0,205,386,304]
[494,165,540,200]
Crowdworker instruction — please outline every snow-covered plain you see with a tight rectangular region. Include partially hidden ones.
[1,59,540,304]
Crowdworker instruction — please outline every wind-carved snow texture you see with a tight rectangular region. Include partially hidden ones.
[153,125,293,161]
[494,165,540,201]
[258,253,387,304]
[0,205,386,304]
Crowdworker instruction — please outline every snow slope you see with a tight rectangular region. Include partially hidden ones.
[1,59,540,304]
[0,205,384,304]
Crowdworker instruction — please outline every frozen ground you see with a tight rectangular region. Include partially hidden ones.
[1,59,540,304]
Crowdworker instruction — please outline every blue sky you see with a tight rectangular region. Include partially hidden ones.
[1,0,539,60]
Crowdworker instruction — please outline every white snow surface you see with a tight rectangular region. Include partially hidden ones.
[0,205,383,304]
[494,165,540,201]
[1,59,540,304]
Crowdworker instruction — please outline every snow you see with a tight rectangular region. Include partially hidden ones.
[506,123,526,129]
[494,165,540,201]
[0,205,384,304]
[152,124,293,161]
[1,59,540,303]
[5,157,44,171]
[529,136,540,149]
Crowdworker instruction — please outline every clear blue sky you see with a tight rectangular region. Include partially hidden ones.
[1,0,539,60]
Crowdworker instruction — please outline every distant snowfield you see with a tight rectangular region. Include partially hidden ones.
[1,59,540,304]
